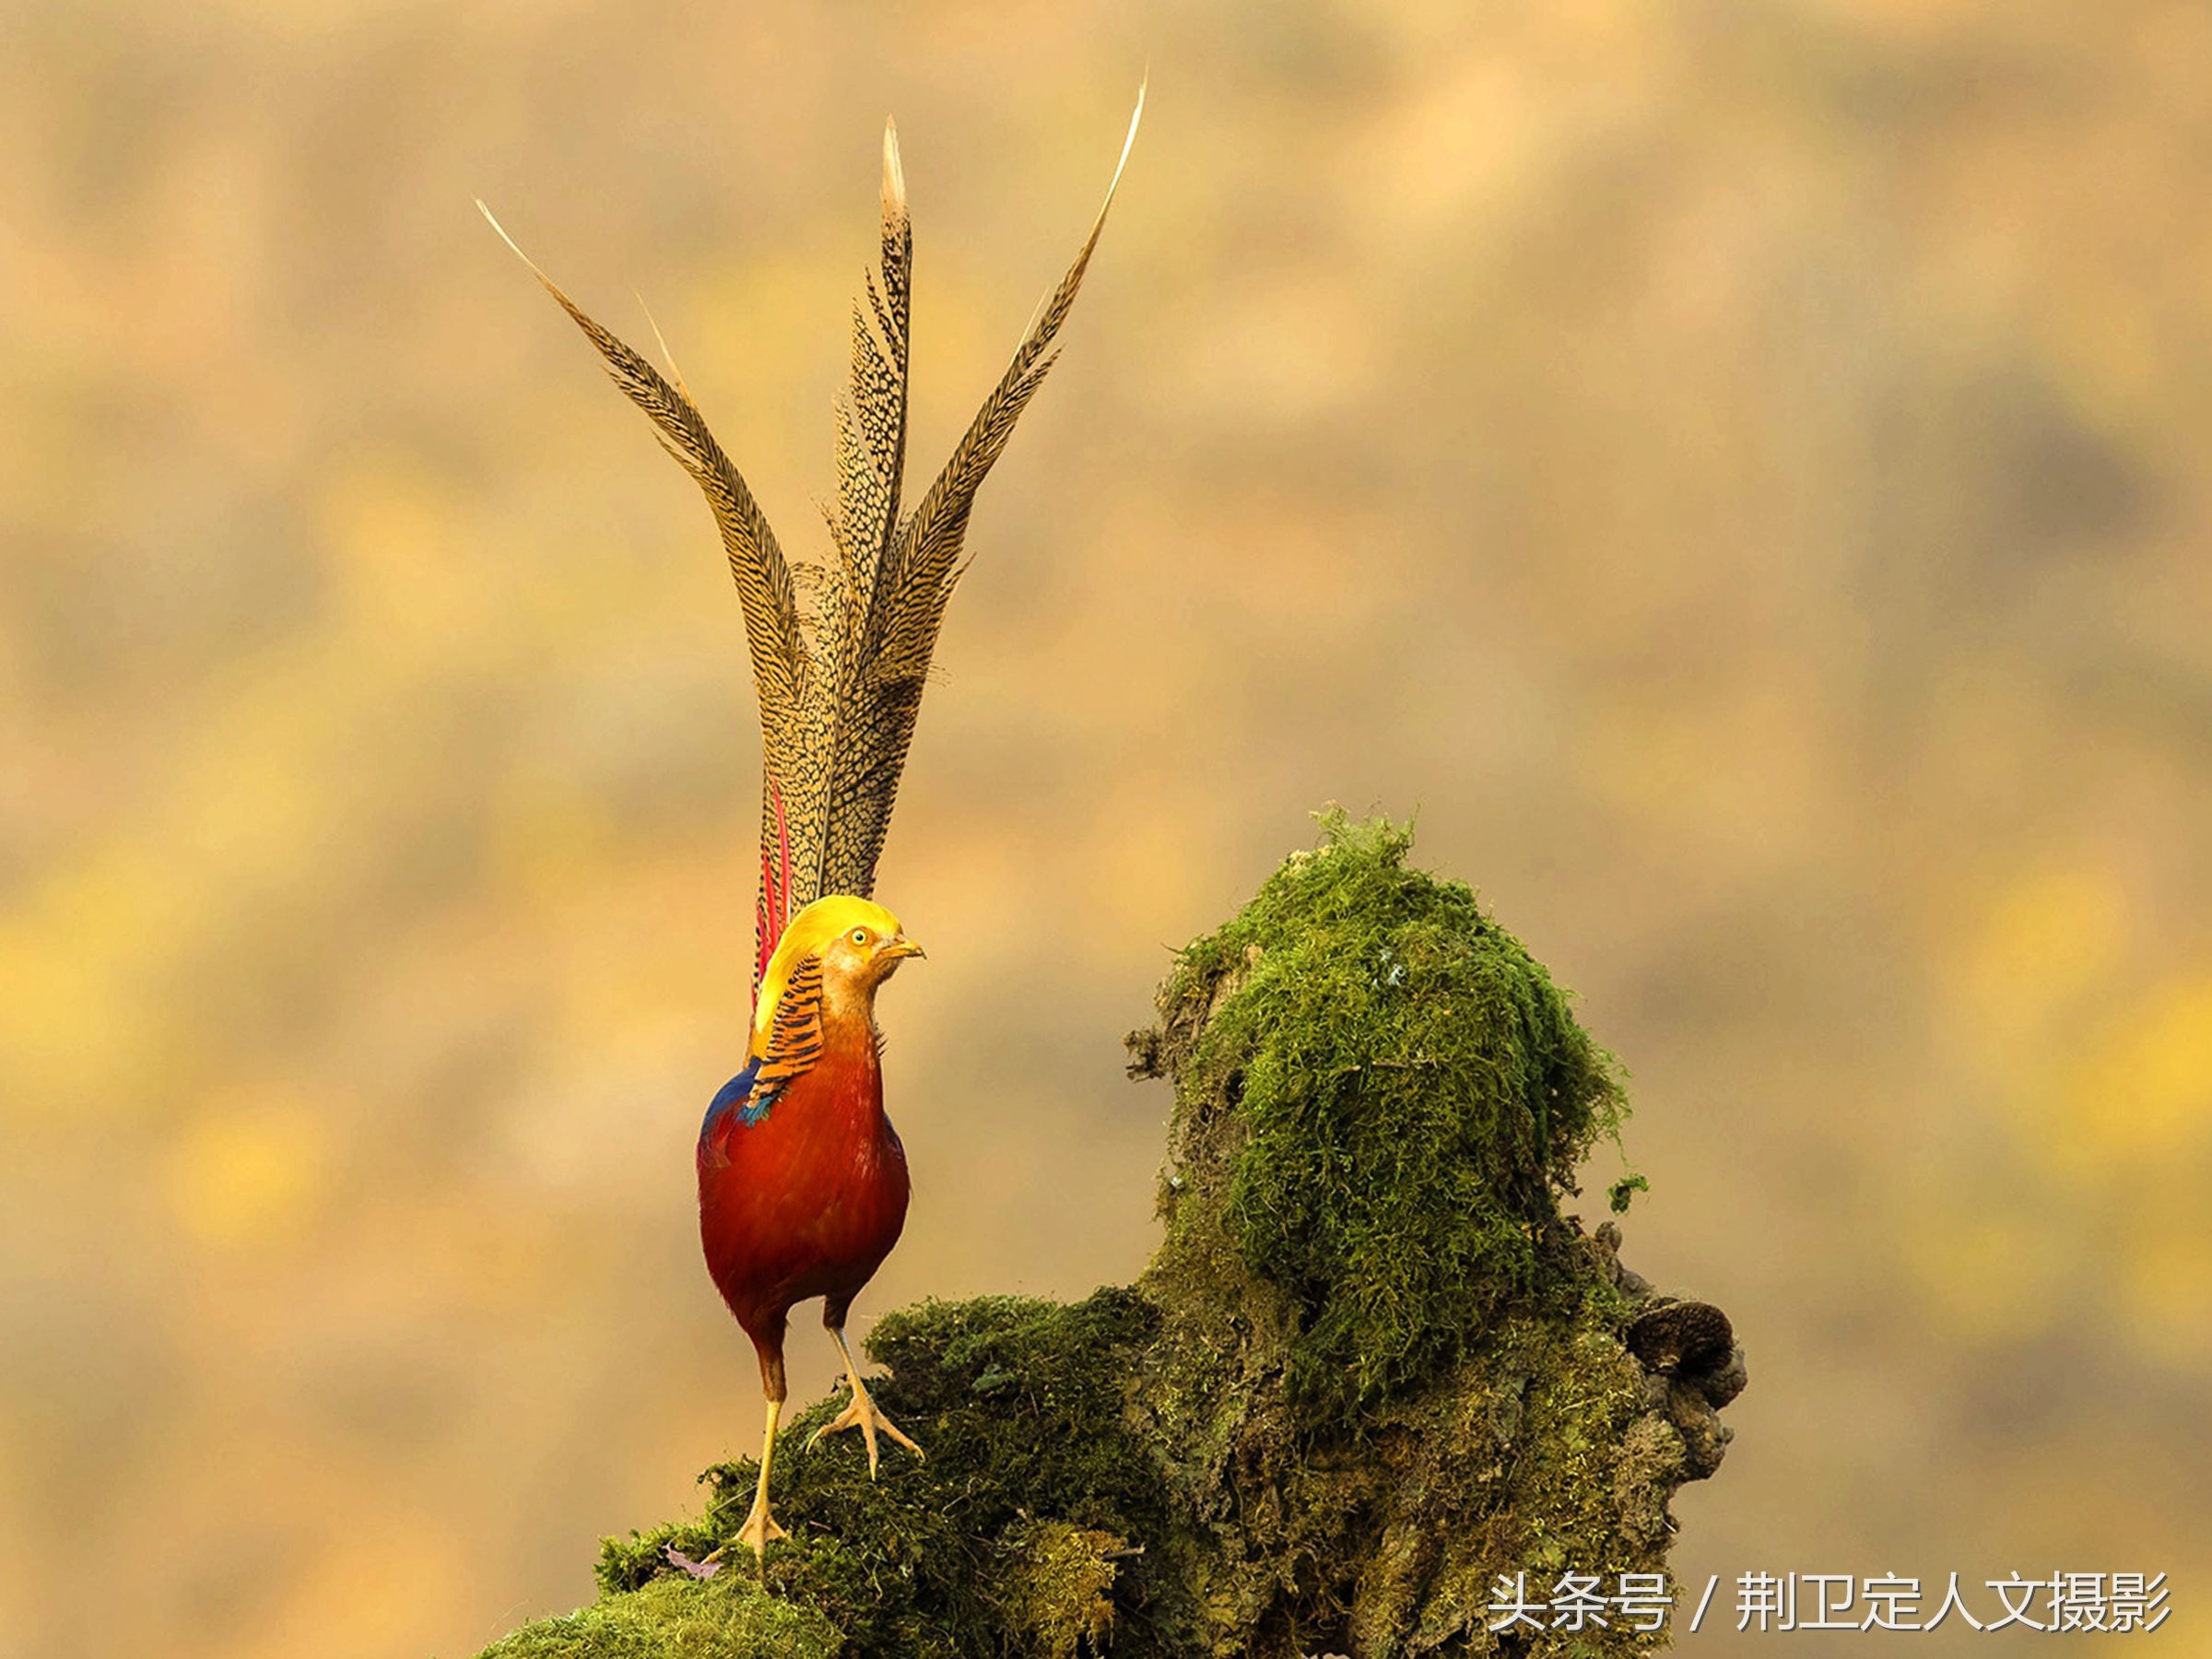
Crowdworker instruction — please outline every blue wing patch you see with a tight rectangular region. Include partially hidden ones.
[701,1054,781,1141]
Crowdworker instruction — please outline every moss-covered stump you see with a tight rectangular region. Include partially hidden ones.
[476,816,1743,1659]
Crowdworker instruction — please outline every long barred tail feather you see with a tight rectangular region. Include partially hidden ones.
[476,202,806,724]
[819,81,1144,898]
[483,85,1139,1017]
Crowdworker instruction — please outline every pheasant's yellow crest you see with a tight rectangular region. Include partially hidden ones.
[751,895,903,1045]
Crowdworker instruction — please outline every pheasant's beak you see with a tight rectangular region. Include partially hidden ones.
[882,935,926,962]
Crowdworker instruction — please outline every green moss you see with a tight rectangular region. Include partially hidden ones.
[476,1573,841,1659]
[475,813,1735,1659]
[594,1291,1162,1658]
[1162,811,1630,1422]
[996,1521,1122,1657]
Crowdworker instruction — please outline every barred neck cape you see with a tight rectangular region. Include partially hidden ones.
[481,88,1143,1004]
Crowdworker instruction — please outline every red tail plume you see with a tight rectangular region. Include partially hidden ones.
[754,782,794,997]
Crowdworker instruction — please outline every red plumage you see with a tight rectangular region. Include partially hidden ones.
[752,782,794,996]
[698,1014,910,1402]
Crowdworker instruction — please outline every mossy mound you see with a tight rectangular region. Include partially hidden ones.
[580,1291,1167,1659]
[473,815,1743,1658]
[1156,812,1630,1422]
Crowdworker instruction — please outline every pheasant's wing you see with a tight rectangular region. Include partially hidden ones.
[818,86,1144,898]
[477,204,808,724]
[698,949,825,1160]
[700,1054,766,1159]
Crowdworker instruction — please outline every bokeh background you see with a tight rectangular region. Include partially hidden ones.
[4,0,2208,1653]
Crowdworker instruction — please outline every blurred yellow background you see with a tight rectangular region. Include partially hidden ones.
[4,1,2208,1653]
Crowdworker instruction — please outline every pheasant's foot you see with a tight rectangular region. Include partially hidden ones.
[734,1502,789,1554]
[806,1379,924,1478]
[727,1393,788,1557]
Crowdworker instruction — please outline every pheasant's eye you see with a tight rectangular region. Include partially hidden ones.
[851,928,871,947]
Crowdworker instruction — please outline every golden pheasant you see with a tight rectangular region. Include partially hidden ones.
[481,90,1140,1553]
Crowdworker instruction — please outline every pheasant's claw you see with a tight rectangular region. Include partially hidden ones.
[734,1503,789,1555]
[807,1382,924,1478]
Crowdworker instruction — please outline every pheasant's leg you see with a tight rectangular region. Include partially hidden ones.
[732,1395,790,1553]
[806,1326,924,1477]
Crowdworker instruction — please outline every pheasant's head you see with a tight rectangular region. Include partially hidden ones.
[815,896,926,991]
[755,894,924,1040]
